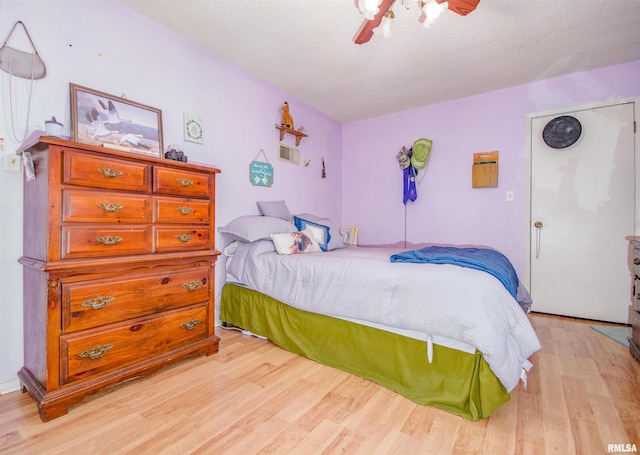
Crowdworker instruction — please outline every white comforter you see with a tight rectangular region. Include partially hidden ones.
[226,240,541,392]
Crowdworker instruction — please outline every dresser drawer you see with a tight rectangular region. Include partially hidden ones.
[153,167,210,198]
[63,150,150,192]
[63,189,150,223]
[153,196,210,223]
[154,226,211,252]
[61,304,208,384]
[62,266,211,333]
[62,225,151,258]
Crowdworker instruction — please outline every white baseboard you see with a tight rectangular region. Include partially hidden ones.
[0,379,21,395]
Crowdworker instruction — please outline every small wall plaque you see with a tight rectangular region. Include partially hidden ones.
[184,113,203,144]
[250,149,273,187]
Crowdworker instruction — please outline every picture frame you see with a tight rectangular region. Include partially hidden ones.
[70,83,164,157]
[339,226,358,246]
[183,112,203,144]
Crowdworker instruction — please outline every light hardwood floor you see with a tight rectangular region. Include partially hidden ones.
[1,313,639,455]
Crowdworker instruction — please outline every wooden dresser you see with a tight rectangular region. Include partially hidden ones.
[17,137,220,421]
[629,240,640,363]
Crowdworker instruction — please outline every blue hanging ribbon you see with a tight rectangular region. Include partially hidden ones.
[403,165,417,204]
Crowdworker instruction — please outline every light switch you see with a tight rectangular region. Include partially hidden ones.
[4,152,21,172]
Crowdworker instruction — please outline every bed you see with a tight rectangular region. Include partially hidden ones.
[218,212,541,421]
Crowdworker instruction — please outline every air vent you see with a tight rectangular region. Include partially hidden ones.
[279,144,300,165]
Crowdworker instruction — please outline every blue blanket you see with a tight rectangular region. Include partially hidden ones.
[390,246,519,299]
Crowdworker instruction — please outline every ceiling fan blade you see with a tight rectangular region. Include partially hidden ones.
[353,0,396,45]
[445,0,480,16]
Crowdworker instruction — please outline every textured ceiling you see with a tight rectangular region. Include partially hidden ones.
[118,0,640,123]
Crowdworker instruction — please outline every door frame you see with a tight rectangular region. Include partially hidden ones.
[523,96,640,290]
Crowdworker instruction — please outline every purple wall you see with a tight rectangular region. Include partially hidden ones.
[342,60,640,277]
[0,0,343,385]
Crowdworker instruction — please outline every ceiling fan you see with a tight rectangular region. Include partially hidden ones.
[353,0,481,45]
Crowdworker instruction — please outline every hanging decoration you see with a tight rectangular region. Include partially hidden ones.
[0,21,47,143]
[0,21,47,79]
[249,149,273,187]
[396,146,415,204]
[404,164,417,204]
[396,138,432,204]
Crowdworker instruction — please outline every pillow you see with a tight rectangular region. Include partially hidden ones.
[293,216,331,251]
[271,229,322,255]
[294,214,345,251]
[217,215,296,242]
[321,219,346,251]
[293,212,323,221]
[223,240,241,257]
[257,200,291,221]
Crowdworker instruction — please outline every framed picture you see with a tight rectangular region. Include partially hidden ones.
[70,83,164,157]
[183,112,203,144]
[339,226,358,246]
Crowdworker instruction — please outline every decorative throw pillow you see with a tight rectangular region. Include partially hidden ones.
[217,215,296,242]
[294,215,345,251]
[318,218,346,251]
[257,200,292,221]
[271,229,322,255]
[293,216,331,251]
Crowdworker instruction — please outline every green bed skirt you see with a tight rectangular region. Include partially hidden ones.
[220,283,509,421]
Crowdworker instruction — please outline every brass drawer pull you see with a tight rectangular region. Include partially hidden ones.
[180,319,201,331]
[176,178,194,187]
[175,234,193,242]
[96,236,123,246]
[81,295,115,310]
[98,167,123,178]
[182,280,203,291]
[97,202,124,212]
[635,258,640,265]
[176,206,194,215]
[79,344,113,360]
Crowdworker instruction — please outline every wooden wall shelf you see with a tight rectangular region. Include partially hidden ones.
[276,125,308,146]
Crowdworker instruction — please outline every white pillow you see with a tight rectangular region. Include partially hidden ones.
[270,229,322,255]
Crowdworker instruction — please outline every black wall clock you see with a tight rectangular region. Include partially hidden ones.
[542,115,582,149]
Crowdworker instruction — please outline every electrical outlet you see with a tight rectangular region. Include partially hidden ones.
[506,190,514,202]
[4,152,21,172]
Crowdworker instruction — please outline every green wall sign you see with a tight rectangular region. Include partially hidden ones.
[249,161,273,187]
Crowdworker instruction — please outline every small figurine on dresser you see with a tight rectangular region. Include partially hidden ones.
[165,145,188,162]
[281,101,294,129]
